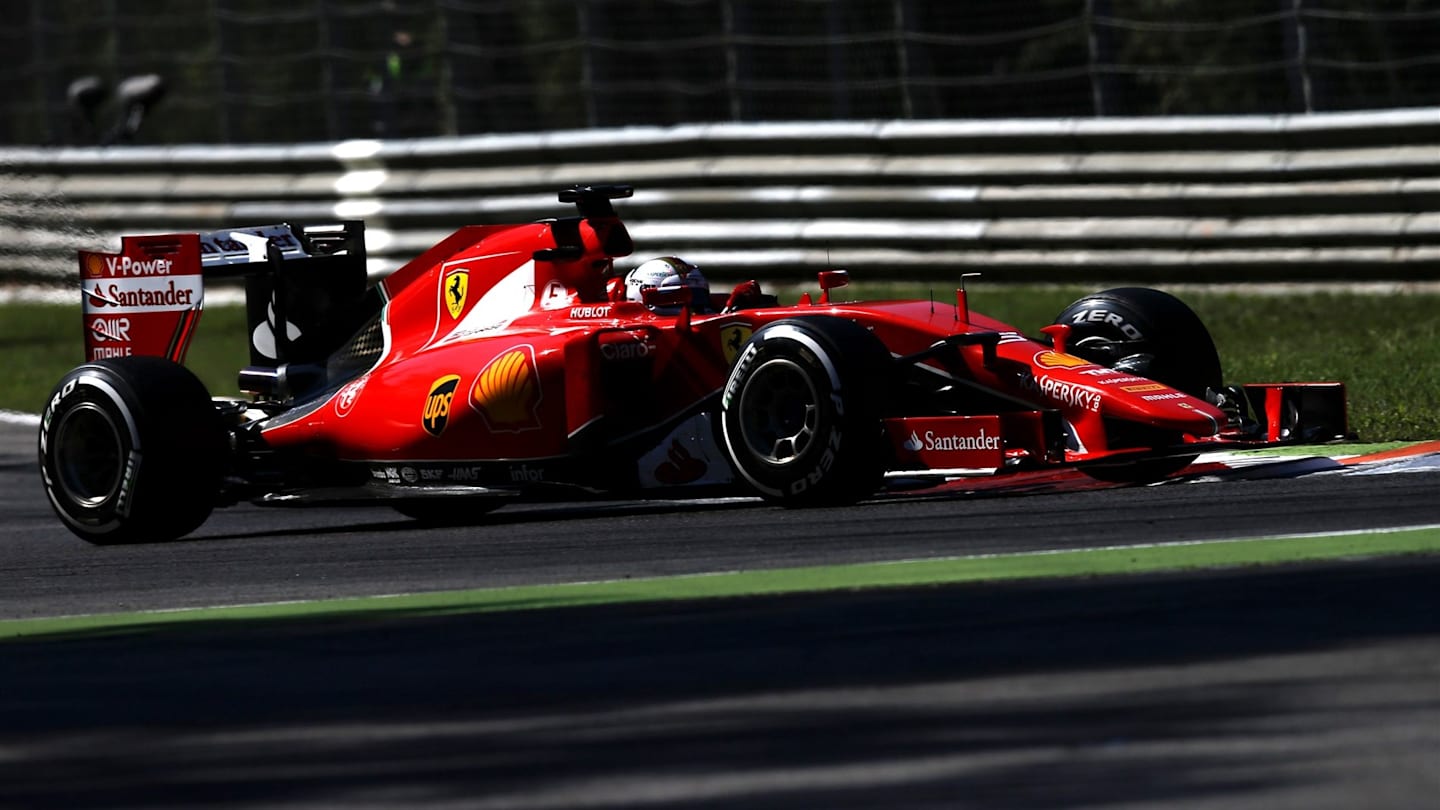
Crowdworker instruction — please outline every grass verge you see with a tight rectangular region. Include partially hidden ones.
[1231,441,1409,458]
[4,525,1438,642]
[3,303,251,414]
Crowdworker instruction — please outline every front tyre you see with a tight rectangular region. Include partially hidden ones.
[1053,287,1221,398]
[1053,287,1222,484]
[720,317,890,506]
[39,357,227,544]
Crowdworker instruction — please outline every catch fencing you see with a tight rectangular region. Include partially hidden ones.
[1,106,1437,286]
[7,1,1440,145]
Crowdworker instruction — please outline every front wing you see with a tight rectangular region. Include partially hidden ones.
[881,382,1347,477]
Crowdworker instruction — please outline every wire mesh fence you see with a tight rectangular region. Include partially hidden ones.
[2,0,1437,146]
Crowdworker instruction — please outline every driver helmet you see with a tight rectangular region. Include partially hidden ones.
[624,257,709,313]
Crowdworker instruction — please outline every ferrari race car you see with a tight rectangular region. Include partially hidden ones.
[40,185,1348,544]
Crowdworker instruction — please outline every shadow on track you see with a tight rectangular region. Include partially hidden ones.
[2,556,1438,809]
[188,497,766,543]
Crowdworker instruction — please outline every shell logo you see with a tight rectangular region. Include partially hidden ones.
[470,345,543,432]
[83,253,106,278]
[1034,350,1092,369]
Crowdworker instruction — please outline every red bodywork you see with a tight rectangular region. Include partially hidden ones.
[77,186,1347,505]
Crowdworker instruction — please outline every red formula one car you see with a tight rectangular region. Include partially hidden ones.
[39,185,1347,544]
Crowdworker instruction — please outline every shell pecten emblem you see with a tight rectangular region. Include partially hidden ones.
[470,345,543,432]
[1034,350,1092,369]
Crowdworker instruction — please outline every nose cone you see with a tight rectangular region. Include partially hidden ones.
[1103,384,1227,436]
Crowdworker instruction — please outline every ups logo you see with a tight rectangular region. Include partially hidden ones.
[422,375,462,436]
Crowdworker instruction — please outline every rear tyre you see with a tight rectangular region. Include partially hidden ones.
[1053,288,1222,484]
[38,357,227,544]
[720,317,890,506]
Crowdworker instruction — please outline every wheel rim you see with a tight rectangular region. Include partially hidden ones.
[736,358,820,466]
[53,402,126,507]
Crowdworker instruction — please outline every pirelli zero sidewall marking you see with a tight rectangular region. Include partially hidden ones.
[722,324,848,499]
[39,371,142,537]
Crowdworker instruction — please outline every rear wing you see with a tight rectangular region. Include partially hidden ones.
[79,222,368,367]
[197,222,362,269]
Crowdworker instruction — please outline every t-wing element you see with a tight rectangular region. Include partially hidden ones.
[559,184,634,220]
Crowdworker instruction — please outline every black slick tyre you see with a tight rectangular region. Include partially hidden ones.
[1053,287,1223,484]
[720,317,890,506]
[1053,287,1221,397]
[38,357,227,544]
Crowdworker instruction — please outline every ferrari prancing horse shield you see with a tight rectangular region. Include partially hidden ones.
[720,323,753,365]
[444,269,468,319]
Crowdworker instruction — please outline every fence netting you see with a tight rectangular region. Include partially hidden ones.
[2,0,1437,145]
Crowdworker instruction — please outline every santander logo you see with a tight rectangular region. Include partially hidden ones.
[905,428,1000,452]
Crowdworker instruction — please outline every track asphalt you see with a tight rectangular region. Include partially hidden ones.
[3,423,1439,808]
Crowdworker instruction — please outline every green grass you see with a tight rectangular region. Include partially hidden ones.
[4,287,1439,440]
[3,304,252,412]
[4,524,1439,641]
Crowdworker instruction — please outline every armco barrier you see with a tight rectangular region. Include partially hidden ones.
[1,108,1437,285]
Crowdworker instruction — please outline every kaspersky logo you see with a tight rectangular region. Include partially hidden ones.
[444,269,468,319]
[470,345,543,432]
[422,375,461,437]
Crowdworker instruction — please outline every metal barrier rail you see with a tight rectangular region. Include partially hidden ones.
[2,108,1437,284]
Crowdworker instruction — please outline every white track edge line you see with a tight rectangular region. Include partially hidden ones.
[0,410,39,427]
